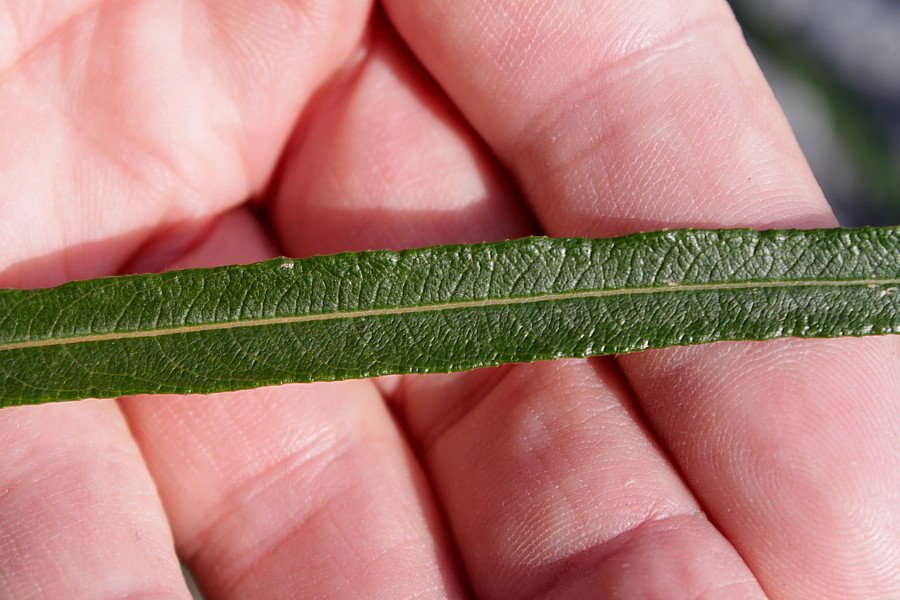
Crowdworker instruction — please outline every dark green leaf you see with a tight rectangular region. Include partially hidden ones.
[2,227,899,407]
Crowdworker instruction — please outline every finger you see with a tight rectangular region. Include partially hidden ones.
[384,1,900,596]
[120,207,465,599]
[0,405,188,598]
[0,1,371,597]
[0,0,370,287]
[269,5,527,410]
[384,0,831,232]
[270,14,531,254]
[271,16,765,599]
[403,360,767,600]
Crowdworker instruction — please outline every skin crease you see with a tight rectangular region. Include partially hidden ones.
[0,2,898,599]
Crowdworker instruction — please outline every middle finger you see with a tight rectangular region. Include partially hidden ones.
[271,15,765,599]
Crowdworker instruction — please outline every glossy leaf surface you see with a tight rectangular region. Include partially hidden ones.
[2,227,899,407]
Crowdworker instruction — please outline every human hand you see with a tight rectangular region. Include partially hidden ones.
[2,1,898,598]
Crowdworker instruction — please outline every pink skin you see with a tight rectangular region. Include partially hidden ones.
[0,1,898,598]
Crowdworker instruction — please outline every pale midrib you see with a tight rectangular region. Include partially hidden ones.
[3,277,899,352]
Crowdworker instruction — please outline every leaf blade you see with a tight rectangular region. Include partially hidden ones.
[2,227,899,406]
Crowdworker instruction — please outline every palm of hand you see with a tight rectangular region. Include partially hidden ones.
[1,1,898,598]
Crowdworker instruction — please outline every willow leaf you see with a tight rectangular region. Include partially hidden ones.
[2,227,899,407]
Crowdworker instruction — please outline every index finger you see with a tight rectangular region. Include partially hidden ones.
[384,1,900,597]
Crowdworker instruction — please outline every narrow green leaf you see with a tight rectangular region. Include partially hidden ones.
[2,227,899,407]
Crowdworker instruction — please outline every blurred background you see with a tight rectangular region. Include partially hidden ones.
[728,0,900,226]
